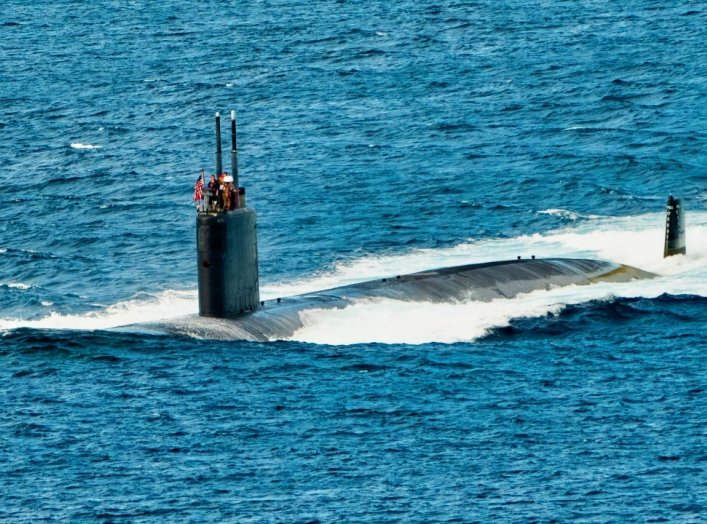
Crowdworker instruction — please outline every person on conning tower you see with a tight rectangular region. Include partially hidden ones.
[196,110,243,214]
[217,172,225,209]
[222,173,233,210]
[207,175,218,210]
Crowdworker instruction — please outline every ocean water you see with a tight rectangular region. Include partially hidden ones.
[1,1,706,521]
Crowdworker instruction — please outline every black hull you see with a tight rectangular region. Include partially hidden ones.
[122,257,655,341]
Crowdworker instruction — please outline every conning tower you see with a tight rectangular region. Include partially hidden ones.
[197,111,260,318]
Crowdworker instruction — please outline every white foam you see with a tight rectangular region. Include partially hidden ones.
[5,282,31,290]
[70,143,101,149]
[538,208,598,221]
[283,210,707,345]
[262,212,703,299]
[291,270,706,345]
[1,211,705,343]
[0,290,197,332]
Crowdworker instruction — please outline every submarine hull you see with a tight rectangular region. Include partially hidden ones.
[127,257,654,341]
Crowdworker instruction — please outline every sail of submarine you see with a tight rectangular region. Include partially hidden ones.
[128,112,686,341]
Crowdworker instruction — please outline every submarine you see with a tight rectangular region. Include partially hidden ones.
[128,112,686,341]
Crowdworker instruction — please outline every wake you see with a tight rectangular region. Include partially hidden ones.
[277,211,707,344]
[0,290,197,333]
[1,211,706,344]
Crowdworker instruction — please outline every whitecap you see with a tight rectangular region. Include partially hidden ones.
[538,208,600,221]
[6,282,31,290]
[70,143,101,150]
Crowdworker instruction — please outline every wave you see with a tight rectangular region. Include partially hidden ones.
[70,143,101,149]
[290,275,705,345]
[538,208,599,221]
[3,282,31,290]
[0,290,197,332]
[1,211,705,343]
[486,293,707,341]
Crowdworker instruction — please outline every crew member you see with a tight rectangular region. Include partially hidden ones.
[217,172,226,209]
[207,175,218,210]
[230,182,239,209]
[222,174,234,210]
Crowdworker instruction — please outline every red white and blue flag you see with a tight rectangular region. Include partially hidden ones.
[193,173,204,201]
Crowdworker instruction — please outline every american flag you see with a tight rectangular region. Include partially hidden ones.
[193,174,204,201]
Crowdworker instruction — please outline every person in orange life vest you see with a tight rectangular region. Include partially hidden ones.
[222,174,233,210]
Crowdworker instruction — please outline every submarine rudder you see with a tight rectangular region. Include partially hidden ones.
[664,194,686,257]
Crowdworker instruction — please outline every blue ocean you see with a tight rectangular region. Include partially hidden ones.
[1,1,706,521]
